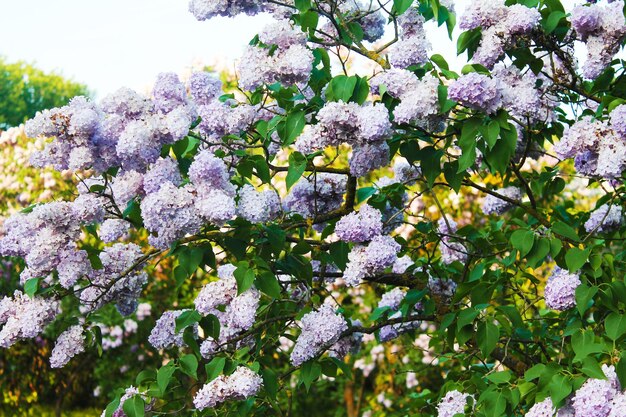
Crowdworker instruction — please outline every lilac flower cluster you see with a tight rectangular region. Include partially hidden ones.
[0,291,60,348]
[290,303,348,366]
[554,116,626,179]
[428,277,458,301]
[148,309,197,349]
[544,266,581,311]
[101,386,144,417]
[50,325,85,368]
[389,9,430,69]
[448,73,502,114]
[436,390,472,417]
[78,243,148,316]
[571,1,626,79]
[295,101,391,176]
[572,364,621,417]
[437,216,468,265]
[188,0,264,20]
[459,0,540,68]
[339,1,386,42]
[377,288,422,342]
[193,366,263,410]
[283,173,346,219]
[329,319,363,360]
[482,186,522,215]
[194,264,260,359]
[585,204,623,233]
[237,184,281,223]
[343,235,401,286]
[335,204,383,243]
[526,397,555,417]
[99,219,130,243]
[370,70,440,125]
[238,19,313,90]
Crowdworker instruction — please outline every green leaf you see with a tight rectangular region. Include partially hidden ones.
[565,247,590,272]
[392,0,414,15]
[277,111,306,146]
[616,352,626,388]
[329,241,350,271]
[575,284,598,317]
[549,374,572,405]
[299,361,321,391]
[571,330,605,363]
[477,322,499,357]
[286,152,307,190]
[200,314,221,340]
[205,356,226,382]
[24,278,40,298]
[486,371,512,384]
[525,238,550,268]
[552,221,580,242]
[581,356,606,380]
[510,229,535,258]
[482,120,501,149]
[325,75,357,102]
[605,313,626,341]
[175,310,202,333]
[122,396,144,417]
[294,0,311,12]
[255,271,282,298]
[263,368,279,400]
[542,10,566,34]
[524,364,546,381]
[179,354,198,380]
[234,262,256,294]
[157,363,176,395]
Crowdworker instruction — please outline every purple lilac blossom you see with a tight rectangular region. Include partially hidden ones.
[544,266,581,311]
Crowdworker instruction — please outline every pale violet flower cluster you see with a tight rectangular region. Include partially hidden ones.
[295,101,392,177]
[188,0,264,20]
[238,19,313,90]
[572,364,621,417]
[283,173,346,219]
[194,264,260,359]
[100,386,144,417]
[389,8,430,69]
[237,184,281,223]
[99,219,130,243]
[459,0,540,68]
[148,309,197,349]
[193,366,263,410]
[334,204,383,243]
[377,288,422,342]
[50,325,85,368]
[290,303,348,366]
[544,266,581,311]
[585,204,623,233]
[571,1,626,79]
[526,398,556,417]
[436,390,472,417]
[371,70,440,125]
[554,116,626,179]
[437,216,468,265]
[482,186,522,215]
[0,291,60,348]
[343,235,401,286]
[448,72,502,114]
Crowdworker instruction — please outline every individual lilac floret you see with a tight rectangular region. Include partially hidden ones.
[99,219,130,243]
[448,73,502,114]
[335,204,383,243]
[50,325,85,368]
[572,365,620,417]
[193,366,263,410]
[290,303,348,366]
[0,291,60,348]
[436,390,472,417]
[544,267,581,311]
[148,310,196,349]
[526,398,555,417]
[585,204,623,233]
[482,186,522,215]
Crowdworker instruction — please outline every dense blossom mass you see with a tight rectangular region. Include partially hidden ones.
[2,0,626,416]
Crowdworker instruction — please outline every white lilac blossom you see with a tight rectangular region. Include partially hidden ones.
[371,72,440,124]
[611,104,626,137]
[50,325,85,368]
[148,310,196,349]
[343,235,401,286]
[136,303,152,320]
[526,398,555,417]
[349,142,390,177]
[392,255,414,274]
[237,20,313,90]
[609,392,626,417]
[283,173,346,218]
[585,204,623,233]
[378,288,407,311]
[290,303,348,366]
[193,366,263,410]
[572,365,620,417]
[571,1,626,79]
[237,184,280,223]
[448,73,502,114]
[544,267,581,311]
[335,204,383,243]
[482,186,522,215]
[436,390,472,417]
[459,1,540,68]
[188,71,223,105]
[0,291,60,348]
[143,157,183,194]
[56,249,93,288]
[99,219,130,243]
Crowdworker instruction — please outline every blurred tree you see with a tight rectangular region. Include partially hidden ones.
[0,57,89,129]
